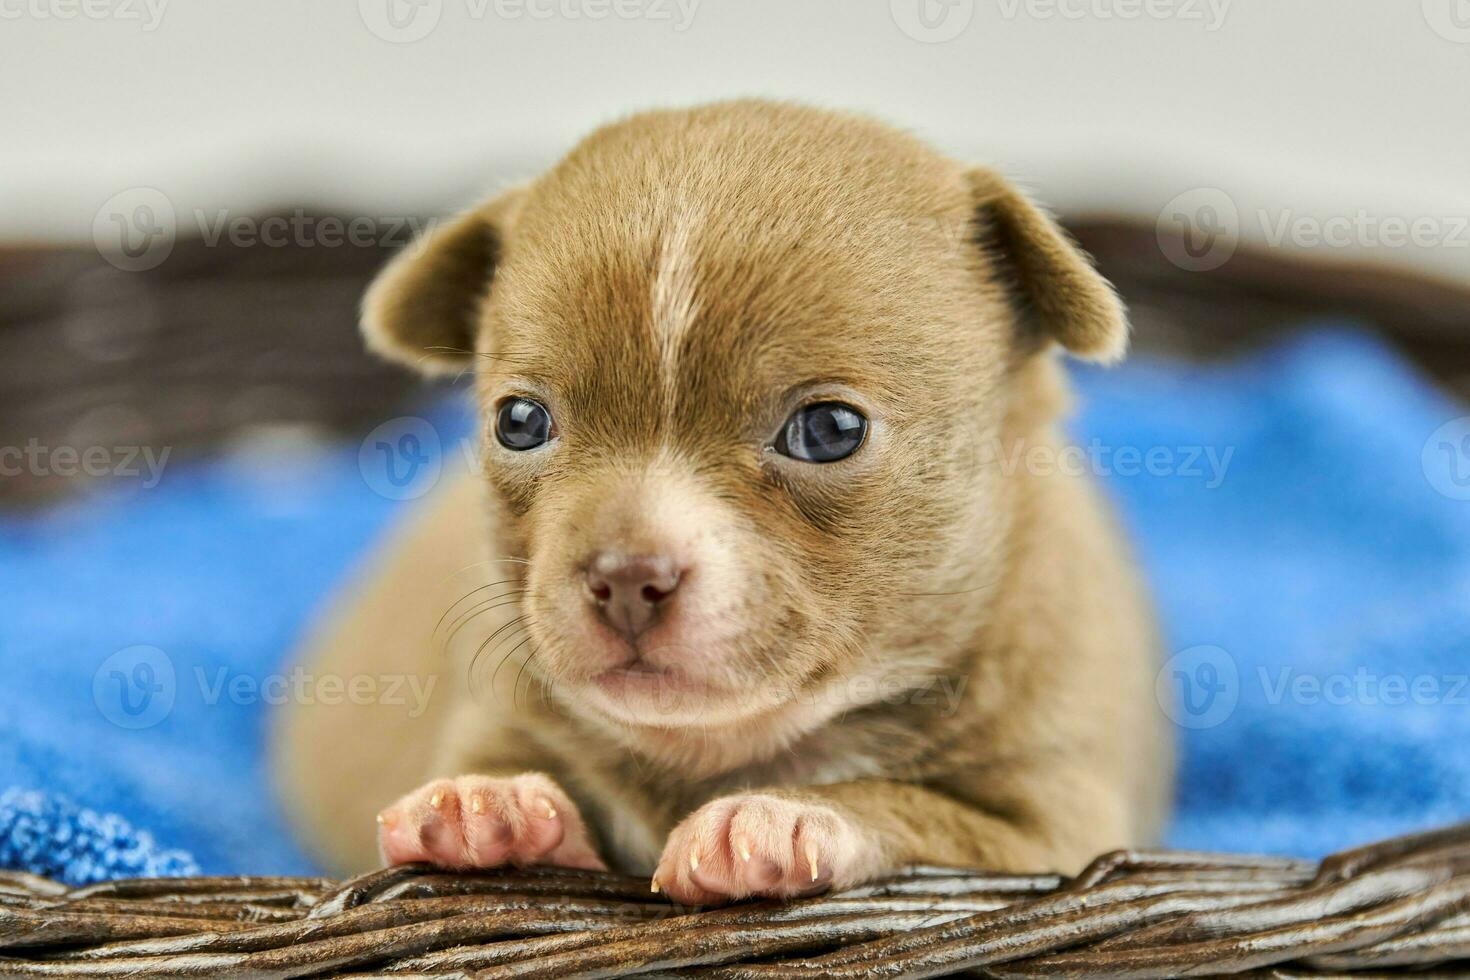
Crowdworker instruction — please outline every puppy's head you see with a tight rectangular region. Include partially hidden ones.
[363,101,1124,734]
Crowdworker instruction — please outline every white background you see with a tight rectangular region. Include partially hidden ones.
[3,0,1468,282]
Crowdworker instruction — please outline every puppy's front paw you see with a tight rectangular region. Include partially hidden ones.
[377,773,606,871]
[653,793,879,904]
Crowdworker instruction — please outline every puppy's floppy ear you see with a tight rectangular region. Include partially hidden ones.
[967,168,1128,363]
[360,188,525,376]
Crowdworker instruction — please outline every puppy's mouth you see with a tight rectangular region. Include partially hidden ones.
[591,658,709,695]
[575,649,739,728]
[523,545,809,726]
[536,614,839,733]
[566,584,733,705]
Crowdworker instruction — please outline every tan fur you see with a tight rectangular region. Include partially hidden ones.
[650,204,703,407]
[273,100,1171,884]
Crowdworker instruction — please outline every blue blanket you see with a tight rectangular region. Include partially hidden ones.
[2,326,1466,881]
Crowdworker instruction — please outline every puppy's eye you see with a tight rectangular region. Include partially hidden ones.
[495,397,555,450]
[775,402,868,463]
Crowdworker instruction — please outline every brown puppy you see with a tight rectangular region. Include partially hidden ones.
[273,99,1171,903]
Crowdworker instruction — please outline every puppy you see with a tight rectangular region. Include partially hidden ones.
[273,100,1171,903]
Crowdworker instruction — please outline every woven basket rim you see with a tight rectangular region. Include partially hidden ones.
[2,820,1468,978]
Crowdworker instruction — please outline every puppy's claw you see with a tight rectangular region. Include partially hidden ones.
[650,878,661,894]
[656,793,875,903]
[378,774,605,872]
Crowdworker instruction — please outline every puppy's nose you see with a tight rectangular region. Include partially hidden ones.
[584,552,682,641]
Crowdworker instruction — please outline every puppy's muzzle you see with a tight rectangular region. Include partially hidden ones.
[583,552,682,643]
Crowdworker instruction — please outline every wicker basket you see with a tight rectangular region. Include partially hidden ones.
[2,820,1467,978]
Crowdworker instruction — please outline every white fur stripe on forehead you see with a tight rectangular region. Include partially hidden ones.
[649,209,702,407]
